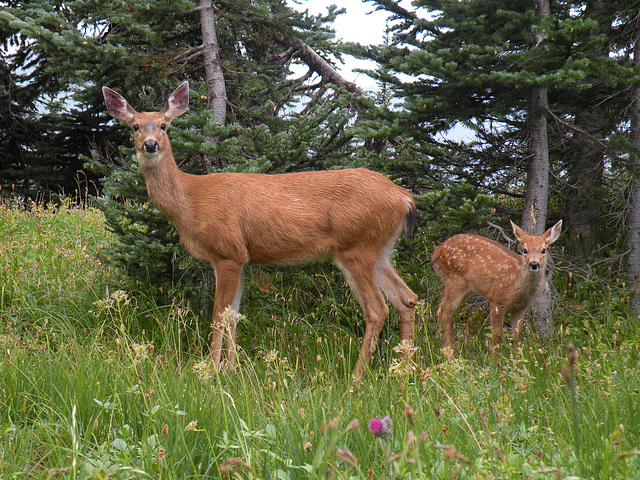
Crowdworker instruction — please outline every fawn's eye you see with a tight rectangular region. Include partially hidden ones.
[523,249,528,255]
[160,124,167,131]
[132,124,140,132]
[541,248,547,255]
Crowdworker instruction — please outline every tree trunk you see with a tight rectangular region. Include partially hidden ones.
[523,87,550,236]
[197,0,227,317]
[625,12,640,318]
[199,0,227,128]
[564,0,608,253]
[524,0,553,336]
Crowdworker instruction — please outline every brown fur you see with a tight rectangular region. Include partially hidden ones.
[103,81,418,378]
[431,220,562,360]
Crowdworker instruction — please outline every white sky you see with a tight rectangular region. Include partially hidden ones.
[296,0,390,44]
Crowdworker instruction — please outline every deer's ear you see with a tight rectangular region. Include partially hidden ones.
[545,219,563,245]
[102,87,136,123]
[163,81,189,120]
[510,220,527,243]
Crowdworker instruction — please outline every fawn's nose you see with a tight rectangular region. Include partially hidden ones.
[529,262,540,271]
[143,140,159,153]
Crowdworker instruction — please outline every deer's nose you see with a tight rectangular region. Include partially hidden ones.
[143,140,159,153]
[529,262,540,271]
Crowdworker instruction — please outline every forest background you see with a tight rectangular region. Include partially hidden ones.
[2,0,640,478]
[2,0,640,342]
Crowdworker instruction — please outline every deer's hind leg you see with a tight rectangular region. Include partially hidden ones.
[376,258,417,349]
[334,250,389,379]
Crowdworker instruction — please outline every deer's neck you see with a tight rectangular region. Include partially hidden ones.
[515,262,546,302]
[138,148,190,226]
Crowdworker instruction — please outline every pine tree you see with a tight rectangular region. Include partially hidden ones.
[358,0,636,235]
[354,0,639,335]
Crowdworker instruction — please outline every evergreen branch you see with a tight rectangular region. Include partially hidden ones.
[546,108,606,148]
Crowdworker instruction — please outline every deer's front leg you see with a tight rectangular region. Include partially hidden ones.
[211,260,245,369]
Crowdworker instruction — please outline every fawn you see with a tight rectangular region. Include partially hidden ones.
[430,220,562,359]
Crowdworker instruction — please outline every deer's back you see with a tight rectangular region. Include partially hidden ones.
[431,234,523,305]
[181,168,413,265]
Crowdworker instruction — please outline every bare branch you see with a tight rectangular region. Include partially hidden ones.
[279,35,362,96]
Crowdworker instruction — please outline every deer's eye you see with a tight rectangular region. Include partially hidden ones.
[160,124,167,131]
[132,124,140,132]
[523,249,528,255]
[541,248,547,255]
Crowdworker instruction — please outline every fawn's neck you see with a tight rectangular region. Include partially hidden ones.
[515,259,546,301]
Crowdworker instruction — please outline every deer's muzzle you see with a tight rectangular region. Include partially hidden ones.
[143,140,159,153]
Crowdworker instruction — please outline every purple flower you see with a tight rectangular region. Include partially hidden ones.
[368,416,392,437]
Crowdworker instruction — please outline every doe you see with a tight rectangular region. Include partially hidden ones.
[430,220,562,359]
[102,81,418,378]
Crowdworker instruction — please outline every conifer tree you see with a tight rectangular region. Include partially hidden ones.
[356,0,638,333]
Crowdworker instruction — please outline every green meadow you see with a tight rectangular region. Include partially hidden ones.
[1,201,639,479]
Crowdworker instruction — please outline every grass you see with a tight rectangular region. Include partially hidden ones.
[1,201,640,479]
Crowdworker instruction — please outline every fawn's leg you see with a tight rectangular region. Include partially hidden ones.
[437,278,469,361]
[489,302,505,362]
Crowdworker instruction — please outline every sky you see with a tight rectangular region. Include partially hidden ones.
[296,0,390,44]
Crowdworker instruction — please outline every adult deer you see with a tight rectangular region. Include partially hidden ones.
[430,220,562,360]
[102,81,418,378]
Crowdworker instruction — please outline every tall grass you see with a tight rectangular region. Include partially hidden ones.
[1,201,640,479]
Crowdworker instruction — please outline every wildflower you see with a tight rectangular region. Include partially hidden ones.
[324,417,339,433]
[132,343,150,360]
[219,457,252,474]
[436,444,470,464]
[368,416,392,437]
[264,349,279,363]
[567,342,578,366]
[192,360,213,382]
[221,306,245,328]
[406,430,416,446]
[111,289,131,306]
[404,403,415,424]
[185,420,203,432]
[393,339,418,356]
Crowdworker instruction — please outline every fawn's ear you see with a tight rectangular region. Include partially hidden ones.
[163,81,189,120]
[510,220,527,243]
[544,219,563,245]
[102,87,136,123]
